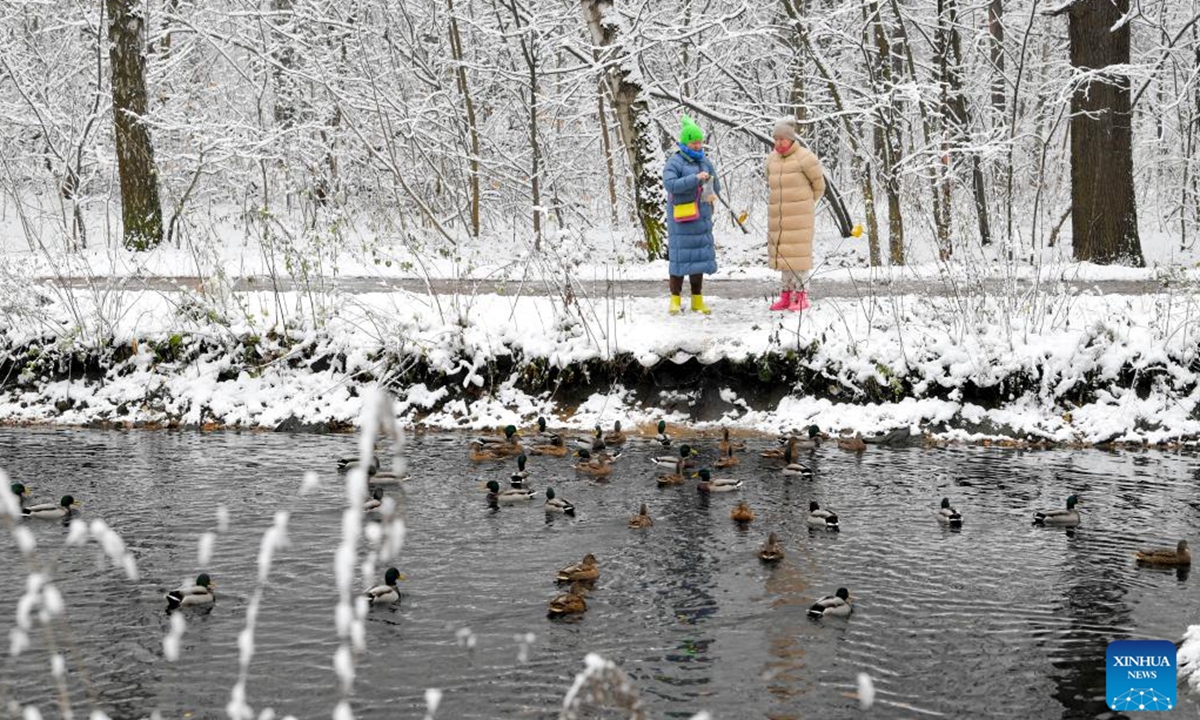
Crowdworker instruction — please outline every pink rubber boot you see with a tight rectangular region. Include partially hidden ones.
[769,291,794,311]
[787,289,811,312]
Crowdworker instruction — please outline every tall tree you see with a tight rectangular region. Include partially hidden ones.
[106,0,163,250]
[581,0,666,260]
[1052,0,1144,266]
[447,0,481,237]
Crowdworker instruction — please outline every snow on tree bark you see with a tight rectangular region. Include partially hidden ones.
[106,0,164,251]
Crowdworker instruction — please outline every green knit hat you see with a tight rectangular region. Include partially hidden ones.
[679,115,704,144]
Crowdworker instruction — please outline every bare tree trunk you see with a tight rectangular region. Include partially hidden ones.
[505,0,542,249]
[867,0,905,265]
[271,0,297,129]
[988,0,1005,116]
[1056,0,1144,265]
[448,0,480,237]
[598,88,620,225]
[581,0,665,260]
[106,0,163,250]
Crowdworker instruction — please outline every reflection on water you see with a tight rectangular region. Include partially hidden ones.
[0,428,1197,719]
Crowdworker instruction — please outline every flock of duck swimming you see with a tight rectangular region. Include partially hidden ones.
[8,419,1191,620]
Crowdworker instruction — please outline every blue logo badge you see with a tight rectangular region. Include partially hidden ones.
[1107,639,1177,711]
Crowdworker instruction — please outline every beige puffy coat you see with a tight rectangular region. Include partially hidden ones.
[766,144,825,272]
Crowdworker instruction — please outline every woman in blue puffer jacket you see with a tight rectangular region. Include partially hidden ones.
[663,115,719,315]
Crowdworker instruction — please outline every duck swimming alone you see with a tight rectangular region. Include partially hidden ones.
[1033,495,1080,527]
[806,501,839,531]
[556,553,599,583]
[758,532,785,562]
[937,497,963,528]
[166,573,215,610]
[808,587,853,618]
[628,504,654,529]
[544,488,576,516]
[1135,539,1191,566]
[730,500,755,523]
[365,567,405,605]
[23,495,79,520]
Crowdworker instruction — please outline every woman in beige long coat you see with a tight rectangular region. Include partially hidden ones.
[766,118,825,312]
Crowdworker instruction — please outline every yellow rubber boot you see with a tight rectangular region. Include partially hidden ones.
[690,294,711,315]
[668,294,682,315]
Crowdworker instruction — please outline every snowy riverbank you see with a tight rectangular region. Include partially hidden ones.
[2,267,1200,446]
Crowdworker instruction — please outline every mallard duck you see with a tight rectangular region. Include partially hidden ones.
[628,503,654,528]
[758,532,785,562]
[544,488,575,516]
[1033,495,1080,527]
[1135,539,1191,566]
[23,495,79,520]
[547,582,588,618]
[652,444,695,469]
[370,471,408,486]
[655,420,671,448]
[364,487,384,512]
[657,459,687,487]
[937,497,963,528]
[695,468,742,493]
[573,449,612,477]
[761,437,796,460]
[719,427,747,454]
[603,421,627,446]
[837,432,867,452]
[807,587,852,618]
[532,416,562,444]
[574,425,606,453]
[556,553,599,583]
[338,455,379,475]
[510,454,531,488]
[731,500,755,523]
[527,435,569,457]
[166,573,215,609]
[715,446,740,469]
[806,501,839,530]
[486,480,537,504]
[470,425,523,460]
[364,567,405,605]
[780,445,812,477]
[791,425,825,450]
[10,482,29,511]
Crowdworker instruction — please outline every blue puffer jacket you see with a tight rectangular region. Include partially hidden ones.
[663,150,719,276]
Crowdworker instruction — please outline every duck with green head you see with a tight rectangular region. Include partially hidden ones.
[603,421,627,446]
[510,454,531,488]
[470,425,523,460]
[10,482,29,511]
[807,587,852,618]
[695,468,742,493]
[365,567,405,605]
[573,449,612,476]
[24,495,79,520]
[166,573,215,609]
[806,501,839,530]
[781,444,812,477]
[1033,495,1079,527]
[486,480,537,504]
[656,420,671,448]
[653,444,695,469]
[574,425,606,453]
[937,497,963,528]
[544,488,575,516]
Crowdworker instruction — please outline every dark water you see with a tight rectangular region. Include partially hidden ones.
[0,427,1197,720]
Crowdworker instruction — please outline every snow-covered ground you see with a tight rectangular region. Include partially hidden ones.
[4,202,1200,442]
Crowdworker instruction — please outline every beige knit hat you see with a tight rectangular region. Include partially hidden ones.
[772,117,799,139]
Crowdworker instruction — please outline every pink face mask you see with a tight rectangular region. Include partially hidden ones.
[774,139,793,154]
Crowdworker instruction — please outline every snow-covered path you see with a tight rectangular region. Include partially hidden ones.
[38,275,1181,298]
